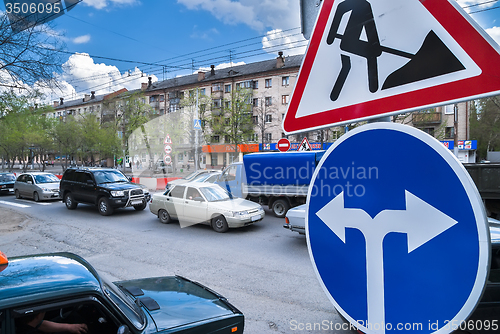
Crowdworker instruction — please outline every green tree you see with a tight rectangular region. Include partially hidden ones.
[0,91,55,171]
[470,96,500,160]
[207,87,255,163]
[52,115,82,171]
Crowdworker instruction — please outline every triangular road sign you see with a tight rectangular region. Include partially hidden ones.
[283,0,500,134]
[297,137,312,151]
[164,134,172,144]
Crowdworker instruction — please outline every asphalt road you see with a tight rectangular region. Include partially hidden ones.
[0,193,354,334]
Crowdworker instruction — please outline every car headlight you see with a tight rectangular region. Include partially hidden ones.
[111,190,126,197]
[41,187,51,192]
[234,211,249,217]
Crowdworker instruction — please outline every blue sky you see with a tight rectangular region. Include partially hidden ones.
[2,0,500,103]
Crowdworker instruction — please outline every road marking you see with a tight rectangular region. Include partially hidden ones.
[0,200,30,208]
[18,199,52,206]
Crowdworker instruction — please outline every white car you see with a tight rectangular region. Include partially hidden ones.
[150,182,265,232]
[283,204,307,235]
[14,172,61,201]
[166,170,220,189]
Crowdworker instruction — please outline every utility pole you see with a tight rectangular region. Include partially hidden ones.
[195,89,199,171]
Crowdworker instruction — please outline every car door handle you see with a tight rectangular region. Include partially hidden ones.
[185,201,188,203]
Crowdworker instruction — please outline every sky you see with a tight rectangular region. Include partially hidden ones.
[1,0,500,104]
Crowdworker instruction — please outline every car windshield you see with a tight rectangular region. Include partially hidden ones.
[34,174,60,184]
[192,173,213,182]
[93,170,128,184]
[184,171,202,181]
[200,186,230,202]
[0,174,15,182]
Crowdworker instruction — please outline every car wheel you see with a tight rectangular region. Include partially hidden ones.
[134,201,147,211]
[64,193,77,210]
[158,209,171,224]
[34,192,40,202]
[271,199,290,218]
[98,197,114,216]
[15,189,21,199]
[211,215,229,233]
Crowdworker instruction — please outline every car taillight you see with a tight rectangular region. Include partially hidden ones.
[285,217,290,225]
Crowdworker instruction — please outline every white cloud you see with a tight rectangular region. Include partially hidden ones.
[73,34,91,44]
[262,29,307,56]
[35,53,156,104]
[486,26,500,45]
[83,0,140,10]
[177,0,300,32]
[198,61,246,72]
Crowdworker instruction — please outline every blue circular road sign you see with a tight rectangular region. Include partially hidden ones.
[307,122,489,334]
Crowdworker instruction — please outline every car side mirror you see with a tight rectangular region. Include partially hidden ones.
[194,197,204,202]
[27,181,32,184]
[117,325,130,334]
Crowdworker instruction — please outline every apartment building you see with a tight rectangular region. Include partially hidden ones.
[48,52,475,167]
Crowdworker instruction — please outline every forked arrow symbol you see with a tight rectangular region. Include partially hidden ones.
[316,190,458,333]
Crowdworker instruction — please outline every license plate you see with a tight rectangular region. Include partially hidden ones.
[251,214,261,221]
[131,200,143,205]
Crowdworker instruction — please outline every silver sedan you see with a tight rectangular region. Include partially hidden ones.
[149,182,265,232]
[14,172,61,201]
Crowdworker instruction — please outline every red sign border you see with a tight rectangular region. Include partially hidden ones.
[277,138,291,152]
[283,0,500,134]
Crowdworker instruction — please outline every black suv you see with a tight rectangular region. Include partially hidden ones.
[60,168,151,216]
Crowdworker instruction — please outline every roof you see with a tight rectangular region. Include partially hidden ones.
[147,54,304,92]
[0,252,102,308]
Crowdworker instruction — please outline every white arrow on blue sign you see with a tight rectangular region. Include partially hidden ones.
[306,122,489,334]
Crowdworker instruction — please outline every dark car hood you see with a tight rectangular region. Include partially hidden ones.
[117,276,236,331]
[98,182,142,191]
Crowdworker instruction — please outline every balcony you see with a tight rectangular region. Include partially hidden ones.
[412,112,441,125]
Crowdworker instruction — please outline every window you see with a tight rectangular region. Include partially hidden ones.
[252,116,258,124]
[282,76,289,86]
[265,133,272,141]
[225,118,230,125]
[159,95,165,102]
[252,98,259,107]
[211,153,218,166]
[225,135,231,143]
[265,78,272,88]
[169,185,186,198]
[445,126,455,138]
[169,103,179,113]
[225,84,231,93]
[212,135,220,143]
[200,88,206,96]
[265,114,272,123]
[212,82,222,92]
[444,104,455,115]
[253,80,258,89]
[421,127,435,137]
[213,99,222,108]
[225,101,231,109]
[282,95,290,105]
[237,80,258,89]
[149,96,157,102]
[248,133,258,141]
[265,97,272,106]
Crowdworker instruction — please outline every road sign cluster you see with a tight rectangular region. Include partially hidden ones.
[164,134,172,165]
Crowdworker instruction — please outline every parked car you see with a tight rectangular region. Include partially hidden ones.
[59,167,150,216]
[14,172,60,201]
[0,252,244,334]
[191,171,221,183]
[283,204,306,235]
[166,169,219,189]
[150,182,265,232]
[0,173,16,195]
